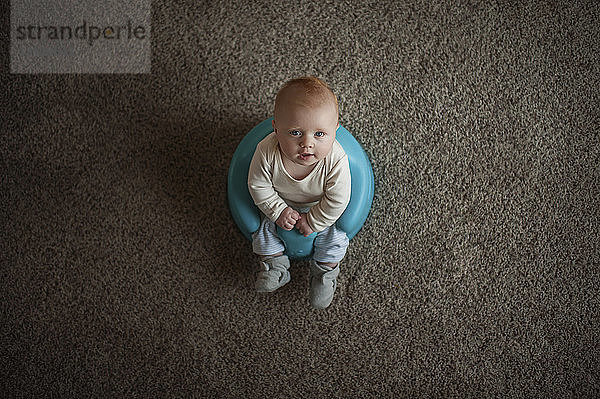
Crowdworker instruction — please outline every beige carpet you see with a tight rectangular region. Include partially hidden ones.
[2,0,599,397]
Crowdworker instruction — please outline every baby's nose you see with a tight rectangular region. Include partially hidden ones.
[301,138,314,148]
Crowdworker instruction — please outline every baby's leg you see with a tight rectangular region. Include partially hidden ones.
[252,216,289,293]
[252,216,286,257]
[313,224,349,266]
[310,225,349,309]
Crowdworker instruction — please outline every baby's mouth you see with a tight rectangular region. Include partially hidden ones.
[299,153,314,160]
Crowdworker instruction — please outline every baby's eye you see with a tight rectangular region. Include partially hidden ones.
[314,131,325,138]
[289,130,302,137]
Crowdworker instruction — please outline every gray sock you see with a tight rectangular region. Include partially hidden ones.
[255,255,291,293]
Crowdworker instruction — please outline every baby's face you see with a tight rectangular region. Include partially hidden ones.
[273,100,338,169]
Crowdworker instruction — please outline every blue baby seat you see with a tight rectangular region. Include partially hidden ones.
[227,118,374,259]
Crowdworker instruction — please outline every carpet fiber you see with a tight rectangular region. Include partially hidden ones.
[2,0,599,397]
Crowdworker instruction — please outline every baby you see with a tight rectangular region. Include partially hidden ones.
[247,76,351,309]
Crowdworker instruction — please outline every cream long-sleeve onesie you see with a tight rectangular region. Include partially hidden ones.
[248,132,351,233]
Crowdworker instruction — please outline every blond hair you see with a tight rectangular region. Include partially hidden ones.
[274,76,339,118]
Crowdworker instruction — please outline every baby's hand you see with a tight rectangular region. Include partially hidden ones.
[276,207,300,231]
[295,213,315,237]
